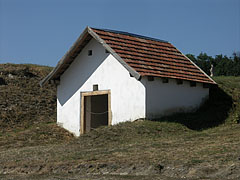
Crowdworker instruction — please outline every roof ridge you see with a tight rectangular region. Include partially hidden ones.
[91,27,169,44]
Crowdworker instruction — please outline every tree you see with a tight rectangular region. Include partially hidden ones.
[186,52,240,76]
[232,52,240,76]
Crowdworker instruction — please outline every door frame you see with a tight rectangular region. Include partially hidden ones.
[80,90,111,134]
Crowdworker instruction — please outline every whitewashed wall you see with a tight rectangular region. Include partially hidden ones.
[56,38,209,136]
[141,77,209,119]
[57,39,145,136]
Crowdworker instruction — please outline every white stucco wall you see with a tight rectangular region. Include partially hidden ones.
[56,38,210,136]
[141,77,209,119]
[57,38,145,136]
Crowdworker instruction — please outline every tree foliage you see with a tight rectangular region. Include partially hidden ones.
[186,52,240,76]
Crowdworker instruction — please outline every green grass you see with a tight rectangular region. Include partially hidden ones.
[0,64,240,179]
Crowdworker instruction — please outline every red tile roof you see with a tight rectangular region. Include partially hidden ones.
[40,27,216,86]
[92,28,215,84]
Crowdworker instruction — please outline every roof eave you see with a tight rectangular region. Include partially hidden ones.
[173,45,217,85]
[88,27,141,80]
[40,26,141,87]
[40,26,91,87]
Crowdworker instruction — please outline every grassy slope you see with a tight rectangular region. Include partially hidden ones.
[0,64,240,179]
[0,64,73,147]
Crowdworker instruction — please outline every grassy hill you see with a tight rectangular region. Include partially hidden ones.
[0,64,73,147]
[0,63,239,180]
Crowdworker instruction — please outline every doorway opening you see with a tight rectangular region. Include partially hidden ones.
[80,90,111,134]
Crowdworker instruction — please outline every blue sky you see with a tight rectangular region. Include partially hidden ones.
[0,0,239,66]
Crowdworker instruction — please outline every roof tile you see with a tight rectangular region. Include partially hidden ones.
[92,28,215,84]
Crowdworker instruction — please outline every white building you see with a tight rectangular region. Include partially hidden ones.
[40,26,216,136]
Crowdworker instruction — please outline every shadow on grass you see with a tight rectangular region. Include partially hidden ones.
[153,85,233,130]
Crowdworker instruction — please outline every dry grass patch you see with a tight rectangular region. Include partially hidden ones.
[0,64,239,179]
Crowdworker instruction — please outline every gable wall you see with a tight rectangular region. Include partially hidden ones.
[141,77,209,118]
[57,39,145,136]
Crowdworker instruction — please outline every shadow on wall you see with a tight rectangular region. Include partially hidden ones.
[151,85,233,130]
[57,44,109,106]
[144,79,210,120]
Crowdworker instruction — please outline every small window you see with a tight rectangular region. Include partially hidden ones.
[176,79,183,85]
[203,83,209,88]
[105,49,109,53]
[88,50,92,56]
[190,81,196,87]
[93,84,98,91]
[148,76,154,81]
[162,78,168,83]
